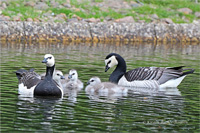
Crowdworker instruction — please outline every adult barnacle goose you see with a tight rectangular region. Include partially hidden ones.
[16,54,63,97]
[105,53,195,88]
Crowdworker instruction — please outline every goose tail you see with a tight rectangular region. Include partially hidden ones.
[181,68,195,76]
[168,66,195,77]
[15,69,27,80]
[15,68,35,80]
[160,67,195,88]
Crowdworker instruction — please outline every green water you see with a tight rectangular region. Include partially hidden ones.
[0,42,199,132]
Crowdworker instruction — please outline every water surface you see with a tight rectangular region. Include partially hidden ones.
[1,42,199,132]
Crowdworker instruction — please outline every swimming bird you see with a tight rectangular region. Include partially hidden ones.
[16,54,64,97]
[60,73,70,86]
[40,70,65,81]
[85,76,128,96]
[104,53,195,88]
[52,70,65,89]
[64,69,83,91]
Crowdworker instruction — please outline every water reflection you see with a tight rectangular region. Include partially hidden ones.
[85,92,127,103]
[85,86,181,103]
[128,87,181,96]
[16,96,63,132]
[65,89,80,102]
[1,41,199,132]
[1,42,199,60]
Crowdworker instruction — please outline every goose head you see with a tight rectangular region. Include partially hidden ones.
[87,77,101,86]
[53,70,65,82]
[42,54,55,67]
[105,53,119,72]
[68,69,78,81]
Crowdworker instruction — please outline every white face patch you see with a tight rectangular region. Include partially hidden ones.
[44,54,55,67]
[69,69,78,81]
[89,77,101,86]
[105,55,118,68]
[53,70,64,82]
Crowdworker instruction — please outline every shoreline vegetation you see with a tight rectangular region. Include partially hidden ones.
[0,0,200,43]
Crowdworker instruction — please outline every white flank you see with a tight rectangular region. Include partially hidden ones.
[112,86,128,94]
[98,87,109,95]
[85,86,95,94]
[159,76,186,88]
[78,81,84,90]
[57,85,64,97]
[18,83,35,97]
[118,76,159,88]
[19,83,63,97]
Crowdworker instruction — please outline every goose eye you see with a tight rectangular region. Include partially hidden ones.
[57,74,60,76]
[91,80,94,82]
[49,57,52,59]
[72,73,75,75]
[108,60,111,64]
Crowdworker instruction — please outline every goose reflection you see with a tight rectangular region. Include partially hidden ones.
[65,89,79,102]
[16,96,63,132]
[85,86,181,103]
[127,87,181,96]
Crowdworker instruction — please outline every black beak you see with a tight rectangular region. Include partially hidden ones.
[42,58,48,63]
[105,65,110,72]
[87,81,90,85]
[68,74,72,79]
[61,76,65,79]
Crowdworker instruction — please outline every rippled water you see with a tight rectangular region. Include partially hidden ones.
[1,42,199,132]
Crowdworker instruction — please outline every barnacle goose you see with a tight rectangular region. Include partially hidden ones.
[85,76,128,96]
[105,53,195,88]
[40,70,64,80]
[51,70,65,90]
[16,54,64,97]
[64,69,83,91]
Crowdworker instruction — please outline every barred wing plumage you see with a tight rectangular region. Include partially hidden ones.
[16,69,41,89]
[124,67,183,84]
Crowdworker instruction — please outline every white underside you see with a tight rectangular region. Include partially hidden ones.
[118,75,186,88]
[58,85,64,97]
[18,83,35,97]
[118,76,160,88]
[159,76,186,88]
[18,83,64,98]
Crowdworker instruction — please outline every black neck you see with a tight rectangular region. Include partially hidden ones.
[109,56,127,83]
[46,65,55,78]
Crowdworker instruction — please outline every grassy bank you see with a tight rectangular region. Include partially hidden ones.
[1,0,200,23]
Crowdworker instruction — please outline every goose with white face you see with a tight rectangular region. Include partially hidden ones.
[104,53,195,88]
[105,55,118,72]
[64,69,84,91]
[42,54,55,67]
[68,69,78,81]
[87,76,101,86]
[53,70,65,82]
[85,76,128,96]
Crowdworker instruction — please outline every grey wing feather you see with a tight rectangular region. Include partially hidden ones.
[157,67,183,84]
[124,67,186,84]
[125,67,164,81]
[16,69,41,89]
